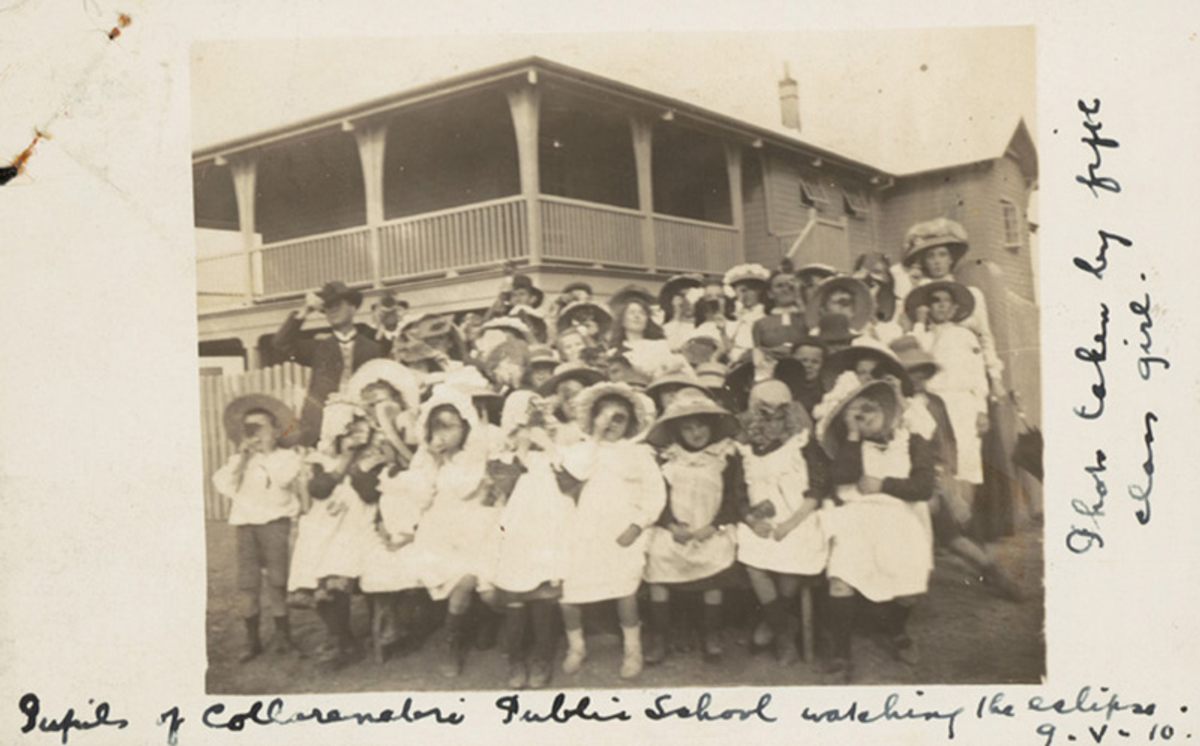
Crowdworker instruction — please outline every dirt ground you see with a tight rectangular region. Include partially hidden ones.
[205,518,1044,694]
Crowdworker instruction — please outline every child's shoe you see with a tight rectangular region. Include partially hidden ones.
[619,649,643,679]
[527,657,552,689]
[239,615,263,663]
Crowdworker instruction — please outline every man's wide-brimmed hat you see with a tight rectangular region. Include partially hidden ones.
[902,217,970,268]
[510,273,545,308]
[804,275,875,333]
[645,387,741,448]
[537,361,606,397]
[316,280,363,308]
[904,279,975,323]
[223,394,300,447]
[815,378,901,459]
[572,381,654,438]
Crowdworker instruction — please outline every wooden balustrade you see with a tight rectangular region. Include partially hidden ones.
[653,214,740,273]
[256,227,373,297]
[540,196,644,266]
[378,196,526,279]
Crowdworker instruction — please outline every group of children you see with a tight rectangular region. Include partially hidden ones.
[213,217,1035,687]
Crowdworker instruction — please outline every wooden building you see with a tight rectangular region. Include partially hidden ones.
[194,55,1037,417]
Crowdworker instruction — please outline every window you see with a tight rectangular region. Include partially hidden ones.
[799,175,829,207]
[1001,200,1022,248]
[842,187,870,218]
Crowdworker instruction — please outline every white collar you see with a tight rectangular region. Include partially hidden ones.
[332,327,358,344]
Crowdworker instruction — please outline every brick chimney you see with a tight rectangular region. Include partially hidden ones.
[779,62,800,131]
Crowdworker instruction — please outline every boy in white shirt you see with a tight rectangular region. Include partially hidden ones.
[212,394,305,663]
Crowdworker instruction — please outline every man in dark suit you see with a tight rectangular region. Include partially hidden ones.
[273,281,382,446]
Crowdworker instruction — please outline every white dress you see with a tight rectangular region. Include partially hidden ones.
[559,439,667,603]
[736,432,828,575]
[644,440,739,584]
[492,450,574,594]
[404,436,502,600]
[821,429,934,602]
[727,304,765,363]
[287,453,379,592]
[914,322,989,484]
[359,468,426,593]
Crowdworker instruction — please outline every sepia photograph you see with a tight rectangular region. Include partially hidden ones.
[191,28,1043,695]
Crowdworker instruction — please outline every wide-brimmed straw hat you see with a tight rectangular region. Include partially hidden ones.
[645,368,706,407]
[403,313,466,359]
[609,284,658,311]
[904,279,976,323]
[819,342,913,396]
[481,316,535,343]
[526,344,559,369]
[659,273,705,313]
[804,275,876,333]
[815,378,901,459]
[392,339,442,367]
[223,394,301,447]
[511,307,548,343]
[695,362,729,390]
[572,381,654,438]
[794,263,838,283]
[561,281,593,297]
[723,263,771,294]
[346,358,422,410]
[889,335,940,378]
[645,387,741,448]
[902,217,970,268]
[556,300,613,339]
[537,361,605,397]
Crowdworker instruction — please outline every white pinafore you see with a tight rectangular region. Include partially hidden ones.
[735,432,828,575]
[820,428,934,602]
[287,453,379,592]
[644,440,738,584]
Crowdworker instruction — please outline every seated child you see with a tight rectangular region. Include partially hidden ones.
[643,388,744,663]
[212,394,306,663]
[814,376,936,681]
[736,381,827,666]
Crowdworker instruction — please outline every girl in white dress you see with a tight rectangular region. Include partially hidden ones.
[490,390,575,689]
[557,382,667,680]
[642,388,744,664]
[287,398,388,669]
[402,386,501,678]
[347,360,425,662]
[814,377,936,681]
[736,380,827,666]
